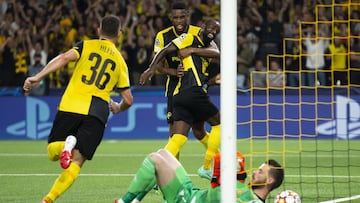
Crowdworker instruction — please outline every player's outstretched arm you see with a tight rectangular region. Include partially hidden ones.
[139,43,177,85]
[23,49,77,93]
[178,46,219,59]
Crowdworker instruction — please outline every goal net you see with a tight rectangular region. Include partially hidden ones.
[238,1,360,202]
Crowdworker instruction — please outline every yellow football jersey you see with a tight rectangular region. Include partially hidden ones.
[154,25,201,97]
[172,33,210,95]
[58,39,130,122]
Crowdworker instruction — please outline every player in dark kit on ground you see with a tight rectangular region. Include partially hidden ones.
[114,149,284,203]
[141,19,221,182]
[140,1,220,160]
[23,15,133,203]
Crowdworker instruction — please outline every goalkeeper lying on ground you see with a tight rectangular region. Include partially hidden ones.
[114,149,284,203]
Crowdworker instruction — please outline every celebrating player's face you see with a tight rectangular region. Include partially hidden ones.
[250,163,272,189]
[171,9,188,35]
[203,20,220,46]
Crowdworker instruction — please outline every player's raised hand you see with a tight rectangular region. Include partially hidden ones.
[23,76,40,93]
[139,68,155,85]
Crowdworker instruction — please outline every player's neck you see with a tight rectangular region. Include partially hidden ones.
[99,36,115,44]
[175,25,189,36]
[253,187,267,202]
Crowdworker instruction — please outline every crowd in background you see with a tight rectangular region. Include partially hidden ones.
[237,0,360,88]
[0,0,360,95]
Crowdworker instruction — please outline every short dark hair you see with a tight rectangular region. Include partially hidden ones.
[172,1,187,10]
[204,19,220,28]
[100,15,121,38]
[267,159,284,191]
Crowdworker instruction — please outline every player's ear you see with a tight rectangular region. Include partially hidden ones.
[267,176,275,187]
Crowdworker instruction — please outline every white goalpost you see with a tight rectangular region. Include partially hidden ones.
[220,0,237,202]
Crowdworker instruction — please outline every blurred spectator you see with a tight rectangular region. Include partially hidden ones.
[302,32,329,86]
[285,37,301,87]
[14,37,29,86]
[350,37,360,85]
[237,14,259,56]
[237,35,254,89]
[60,17,77,50]
[326,37,348,86]
[268,60,286,88]
[125,19,152,86]
[27,52,47,96]
[0,34,16,86]
[74,25,90,43]
[239,1,262,55]
[350,9,360,36]
[257,8,283,65]
[316,4,331,38]
[248,59,267,88]
[26,27,48,67]
[188,0,204,26]
[199,0,220,21]
[0,5,20,37]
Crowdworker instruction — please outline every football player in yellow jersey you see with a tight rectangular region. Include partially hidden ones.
[23,15,133,203]
[140,1,220,160]
[142,19,221,182]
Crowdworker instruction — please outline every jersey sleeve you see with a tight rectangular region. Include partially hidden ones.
[71,41,83,59]
[172,33,194,50]
[116,56,131,89]
[153,32,164,54]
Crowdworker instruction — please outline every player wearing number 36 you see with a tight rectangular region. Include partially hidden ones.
[22,15,133,203]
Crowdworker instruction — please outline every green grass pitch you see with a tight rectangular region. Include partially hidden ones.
[0,139,359,203]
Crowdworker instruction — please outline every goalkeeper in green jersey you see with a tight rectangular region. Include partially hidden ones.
[114,149,284,203]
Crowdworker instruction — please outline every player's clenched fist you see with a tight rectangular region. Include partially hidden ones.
[23,76,41,93]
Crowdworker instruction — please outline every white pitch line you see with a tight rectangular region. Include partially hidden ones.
[0,173,199,177]
[286,175,360,179]
[0,153,358,158]
[1,174,359,179]
[319,194,360,203]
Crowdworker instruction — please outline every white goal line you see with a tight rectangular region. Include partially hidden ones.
[1,173,360,179]
[0,153,357,158]
[319,194,360,203]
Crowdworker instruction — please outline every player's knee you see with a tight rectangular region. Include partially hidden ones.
[149,152,163,165]
[157,149,171,157]
[47,141,63,161]
[192,126,206,140]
